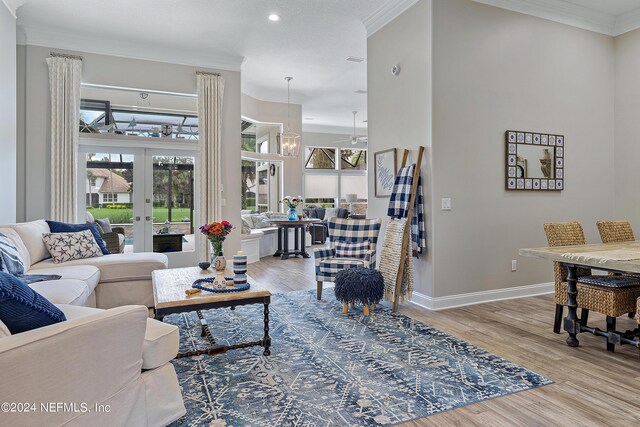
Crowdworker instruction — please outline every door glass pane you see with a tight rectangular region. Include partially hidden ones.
[85,153,134,252]
[152,156,195,253]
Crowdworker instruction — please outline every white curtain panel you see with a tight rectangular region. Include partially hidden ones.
[196,73,225,260]
[46,56,82,223]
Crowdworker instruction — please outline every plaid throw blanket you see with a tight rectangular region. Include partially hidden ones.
[387,164,427,255]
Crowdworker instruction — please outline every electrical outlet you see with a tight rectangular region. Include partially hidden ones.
[441,198,452,211]
[511,259,517,272]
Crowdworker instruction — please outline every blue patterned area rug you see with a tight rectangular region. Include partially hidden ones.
[166,289,551,426]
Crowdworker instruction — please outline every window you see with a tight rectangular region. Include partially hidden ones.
[305,147,336,169]
[303,147,368,213]
[103,193,118,203]
[80,99,198,140]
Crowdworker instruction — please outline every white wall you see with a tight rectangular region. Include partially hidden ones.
[16,44,242,255]
[367,0,434,296]
[431,0,615,298]
[0,4,17,224]
[614,28,640,226]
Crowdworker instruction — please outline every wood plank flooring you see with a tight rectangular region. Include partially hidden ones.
[248,253,640,426]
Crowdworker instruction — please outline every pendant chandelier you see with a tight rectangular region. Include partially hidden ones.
[280,76,300,157]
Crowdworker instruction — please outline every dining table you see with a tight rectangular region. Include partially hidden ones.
[269,218,321,260]
[520,241,640,350]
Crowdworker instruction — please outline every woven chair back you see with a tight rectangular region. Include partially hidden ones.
[543,222,592,285]
[596,220,635,243]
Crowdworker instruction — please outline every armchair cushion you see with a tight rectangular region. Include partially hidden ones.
[94,218,113,233]
[0,271,66,334]
[335,240,370,258]
[319,258,366,275]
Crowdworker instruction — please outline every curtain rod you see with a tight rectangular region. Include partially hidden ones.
[196,71,221,76]
[50,52,83,60]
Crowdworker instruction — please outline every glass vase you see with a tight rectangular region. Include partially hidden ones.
[288,207,298,221]
[210,241,226,272]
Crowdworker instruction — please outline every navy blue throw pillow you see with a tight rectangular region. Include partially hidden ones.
[0,271,66,334]
[46,220,110,255]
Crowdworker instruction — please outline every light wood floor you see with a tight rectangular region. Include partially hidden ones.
[248,253,640,426]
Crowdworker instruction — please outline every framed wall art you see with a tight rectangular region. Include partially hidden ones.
[505,130,564,191]
[374,148,398,197]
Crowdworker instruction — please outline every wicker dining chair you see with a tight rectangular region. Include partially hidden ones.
[544,222,640,351]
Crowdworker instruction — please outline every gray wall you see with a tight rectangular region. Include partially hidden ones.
[0,5,16,224]
[367,0,434,296]
[614,28,640,226]
[16,44,242,254]
[431,0,615,297]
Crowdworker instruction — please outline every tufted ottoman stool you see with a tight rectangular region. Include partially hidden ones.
[334,268,384,316]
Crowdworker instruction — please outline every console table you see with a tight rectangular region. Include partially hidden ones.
[520,241,640,350]
[269,219,321,260]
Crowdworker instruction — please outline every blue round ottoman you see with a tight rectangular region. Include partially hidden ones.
[334,268,384,316]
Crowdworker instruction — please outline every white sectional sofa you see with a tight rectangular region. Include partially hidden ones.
[0,220,186,426]
[0,220,168,308]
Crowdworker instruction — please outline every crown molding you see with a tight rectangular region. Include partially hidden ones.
[17,25,244,72]
[362,0,419,37]
[472,0,617,36]
[613,7,640,37]
[1,0,17,19]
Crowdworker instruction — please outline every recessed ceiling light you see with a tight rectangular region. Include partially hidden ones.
[346,56,365,63]
[268,14,280,21]
[354,90,367,94]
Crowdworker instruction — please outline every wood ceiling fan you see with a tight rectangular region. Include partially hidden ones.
[334,111,368,145]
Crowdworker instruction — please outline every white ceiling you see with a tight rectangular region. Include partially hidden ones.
[563,0,640,16]
[13,0,393,134]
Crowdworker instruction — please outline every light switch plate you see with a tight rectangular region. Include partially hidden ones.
[441,198,452,211]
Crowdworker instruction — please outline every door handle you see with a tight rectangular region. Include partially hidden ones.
[145,216,151,221]
[134,216,141,222]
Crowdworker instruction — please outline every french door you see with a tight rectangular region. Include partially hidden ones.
[78,143,199,267]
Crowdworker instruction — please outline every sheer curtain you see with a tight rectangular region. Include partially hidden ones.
[46,55,82,222]
[197,72,225,260]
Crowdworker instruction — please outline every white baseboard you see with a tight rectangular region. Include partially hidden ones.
[409,282,554,311]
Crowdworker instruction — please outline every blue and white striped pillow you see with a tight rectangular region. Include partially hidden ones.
[0,232,25,276]
[335,240,370,259]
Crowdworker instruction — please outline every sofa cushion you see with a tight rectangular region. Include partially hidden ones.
[42,230,104,264]
[142,318,180,369]
[58,304,179,369]
[30,253,168,283]
[249,214,273,229]
[0,272,67,334]
[0,232,26,275]
[46,220,110,255]
[10,220,50,266]
[26,265,100,295]
[0,228,30,268]
[28,279,91,306]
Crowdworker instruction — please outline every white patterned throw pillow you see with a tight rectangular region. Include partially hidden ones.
[335,240,370,259]
[42,230,104,264]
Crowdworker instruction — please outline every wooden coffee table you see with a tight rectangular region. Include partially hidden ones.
[152,267,272,357]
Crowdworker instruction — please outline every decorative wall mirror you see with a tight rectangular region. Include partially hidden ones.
[505,130,564,191]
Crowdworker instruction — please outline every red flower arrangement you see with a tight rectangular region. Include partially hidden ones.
[200,220,234,255]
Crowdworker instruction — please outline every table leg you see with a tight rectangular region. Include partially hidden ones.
[263,303,271,356]
[281,226,290,260]
[197,310,216,345]
[273,226,282,257]
[301,225,310,258]
[294,226,300,253]
[564,264,580,347]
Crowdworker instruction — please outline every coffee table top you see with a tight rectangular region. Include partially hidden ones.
[152,266,271,310]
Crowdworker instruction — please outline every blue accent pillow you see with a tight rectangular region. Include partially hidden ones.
[0,271,66,334]
[46,220,110,255]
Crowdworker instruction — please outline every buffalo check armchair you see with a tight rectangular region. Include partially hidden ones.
[315,218,382,300]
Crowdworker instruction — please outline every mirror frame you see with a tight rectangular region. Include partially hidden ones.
[505,130,564,191]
